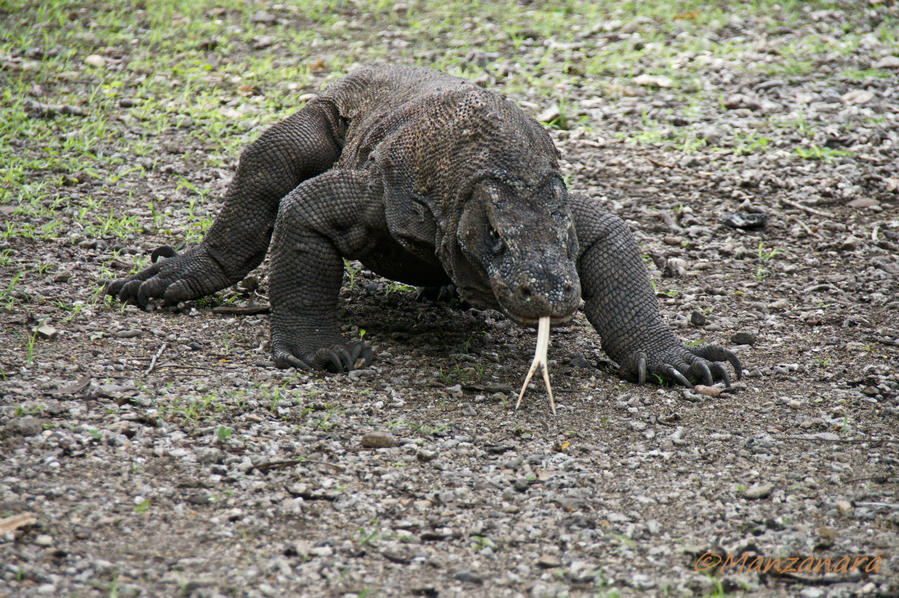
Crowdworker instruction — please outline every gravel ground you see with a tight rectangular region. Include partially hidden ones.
[1,2,897,597]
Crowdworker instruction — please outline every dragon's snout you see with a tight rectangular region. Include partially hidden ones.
[491,265,581,326]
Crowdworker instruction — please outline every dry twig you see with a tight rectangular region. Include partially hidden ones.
[145,342,167,376]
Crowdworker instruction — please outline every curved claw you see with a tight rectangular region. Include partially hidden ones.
[117,280,143,304]
[708,362,731,387]
[136,281,160,309]
[666,366,692,388]
[316,346,355,373]
[636,351,647,385]
[322,349,345,373]
[107,261,163,301]
[692,360,713,386]
[347,342,363,365]
[355,343,374,369]
[333,345,354,371]
[151,245,178,263]
[345,342,373,369]
[416,284,458,304]
[105,278,125,296]
[274,351,312,370]
[694,344,742,380]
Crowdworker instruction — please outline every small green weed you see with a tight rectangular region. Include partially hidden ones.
[354,520,382,546]
[794,145,853,162]
[733,131,771,155]
[216,426,233,442]
[385,282,415,296]
[344,259,363,290]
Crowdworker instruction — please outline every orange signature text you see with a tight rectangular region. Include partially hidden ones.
[694,551,882,575]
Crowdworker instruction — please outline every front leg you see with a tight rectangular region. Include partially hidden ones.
[570,194,741,386]
[269,169,381,372]
[107,100,344,307]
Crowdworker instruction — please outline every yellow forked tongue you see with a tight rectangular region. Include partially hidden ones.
[515,316,555,414]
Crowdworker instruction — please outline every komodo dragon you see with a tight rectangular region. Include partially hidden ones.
[107,65,741,399]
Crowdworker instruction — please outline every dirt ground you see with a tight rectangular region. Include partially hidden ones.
[1,2,897,597]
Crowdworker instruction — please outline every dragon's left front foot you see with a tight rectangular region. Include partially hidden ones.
[617,343,742,387]
[271,322,373,373]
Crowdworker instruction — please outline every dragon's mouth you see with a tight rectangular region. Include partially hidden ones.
[489,282,582,329]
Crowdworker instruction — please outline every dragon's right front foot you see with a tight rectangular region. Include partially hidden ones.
[616,342,742,388]
[106,243,234,308]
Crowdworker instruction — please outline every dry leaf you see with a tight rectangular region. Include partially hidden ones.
[675,10,701,20]
[693,384,722,397]
[237,84,260,97]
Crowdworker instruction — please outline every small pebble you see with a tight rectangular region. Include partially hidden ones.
[537,104,561,123]
[36,325,58,339]
[568,352,591,368]
[84,54,105,68]
[722,212,768,230]
[309,545,333,557]
[114,329,142,338]
[6,416,44,436]
[453,569,484,584]
[361,431,396,448]
[416,449,436,462]
[731,332,757,345]
[743,483,774,499]
[815,526,836,549]
[536,554,562,568]
[873,55,899,69]
[847,197,878,209]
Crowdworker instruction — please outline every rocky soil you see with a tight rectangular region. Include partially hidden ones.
[1,2,897,597]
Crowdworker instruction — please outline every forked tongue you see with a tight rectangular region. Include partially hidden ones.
[515,316,555,414]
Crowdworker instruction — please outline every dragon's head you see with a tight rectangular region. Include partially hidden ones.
[456,175,582,326]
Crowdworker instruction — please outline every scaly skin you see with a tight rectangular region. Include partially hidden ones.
[570,194,741,385]
[108,65,741,387]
